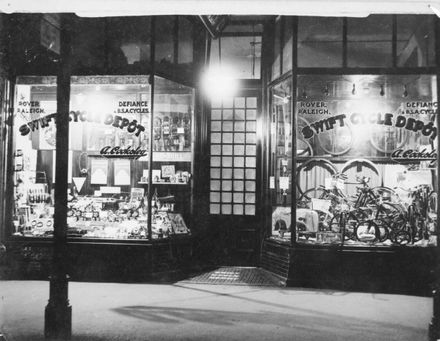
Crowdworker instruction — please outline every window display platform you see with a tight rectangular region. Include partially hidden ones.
[3,235,193,282]
[261,238,437,296]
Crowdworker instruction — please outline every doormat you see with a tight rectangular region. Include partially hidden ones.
[181,267,284,287]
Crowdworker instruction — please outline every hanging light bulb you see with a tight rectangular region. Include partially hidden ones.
[351,83,356,95]
[402,85,408,98]
[302,87,308,99]
[323,84,329,96]
[380,84,385,96]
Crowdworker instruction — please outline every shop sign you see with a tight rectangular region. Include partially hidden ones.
[391,148,437,167]
[100,146,147,160]
[401,102,438,115]
[297,101,331,115]
[19,111,146,137]
[301,112,437,141]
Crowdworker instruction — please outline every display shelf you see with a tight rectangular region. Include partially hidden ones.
[138,181,190,186]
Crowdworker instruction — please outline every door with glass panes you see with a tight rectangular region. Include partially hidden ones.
[209,88,261,265]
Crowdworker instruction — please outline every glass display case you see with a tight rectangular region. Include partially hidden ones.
[12,75,194,241]
[269,79,293,241]
[270,74,438,248]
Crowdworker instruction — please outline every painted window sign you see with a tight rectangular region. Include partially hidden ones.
[18,102,149,137]
[296,75,437,157]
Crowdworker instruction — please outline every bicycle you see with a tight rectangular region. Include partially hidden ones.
[351,176,406,243]
[391,185,437,245]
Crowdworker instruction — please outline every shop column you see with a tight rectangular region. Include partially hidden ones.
[44,14,72,340]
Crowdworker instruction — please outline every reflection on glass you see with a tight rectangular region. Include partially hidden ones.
[347,16,392,67]
[295,74,438,248]
[12,76,194,241]
[397,15,435,67]
[298,17,343,68]
[210,36,262,79]
[271,17,281,80]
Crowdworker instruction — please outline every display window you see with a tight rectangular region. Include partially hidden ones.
[270,74,438,248]
[11,75,193,240]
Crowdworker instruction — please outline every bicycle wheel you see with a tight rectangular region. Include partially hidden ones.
[296,158,338,197]
[428,191,437,215]
[354,219,390,243]
[341,159,381,182]
[330,211,359,241]
[372,186,402,206]
[299,187,327,202]
[297,117,314,157]
[317,122,353,156]
[370,124,408,154]
[297,138,313,157]
[354,220,379,243]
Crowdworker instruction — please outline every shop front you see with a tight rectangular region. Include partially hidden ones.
[0,13,439,296]
[260,15,440,296]
[1,14,206,281]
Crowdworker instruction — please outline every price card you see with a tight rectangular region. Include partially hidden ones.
[269,176,275,189]
[336,178,345,191]
[324,177,332,190]
[311,198,331,213]
[279,176,289,190]
[281,159,288,166]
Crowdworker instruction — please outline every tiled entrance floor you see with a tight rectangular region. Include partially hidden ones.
[181,267,284,287]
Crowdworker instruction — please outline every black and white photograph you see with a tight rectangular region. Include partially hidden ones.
[0,1,440,340]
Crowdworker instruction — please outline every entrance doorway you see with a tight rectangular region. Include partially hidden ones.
[207,87,262,266]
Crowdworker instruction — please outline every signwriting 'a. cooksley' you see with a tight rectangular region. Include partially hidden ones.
[99,145,148,160]
[391,148,437,167]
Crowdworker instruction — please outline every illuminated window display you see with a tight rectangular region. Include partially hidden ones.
[12,75,193,240]
[270,74,438,247]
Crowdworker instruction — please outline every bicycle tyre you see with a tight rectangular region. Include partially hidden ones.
[370,126,408,154]
[354,219,390,243]
[340,158,381,183]
[317,122,353,156]
[297,138,314,157]
[296,158,338,197]
[330,211,360,241]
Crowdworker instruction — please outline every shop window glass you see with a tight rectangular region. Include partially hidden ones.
[105,17,151,70]
[178,17,193,65]
[272,17,281,80]
[11,75,193,240]
[347,16,392,67]
[156,16,175,65]
[282,17,293,73]
[289,74,438,248]
[397,15,435,67]
[269,78,293,241]
[71,18,106,73]
[223,24,263,33]
[298,17,343,68]
[210,36,262,79]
